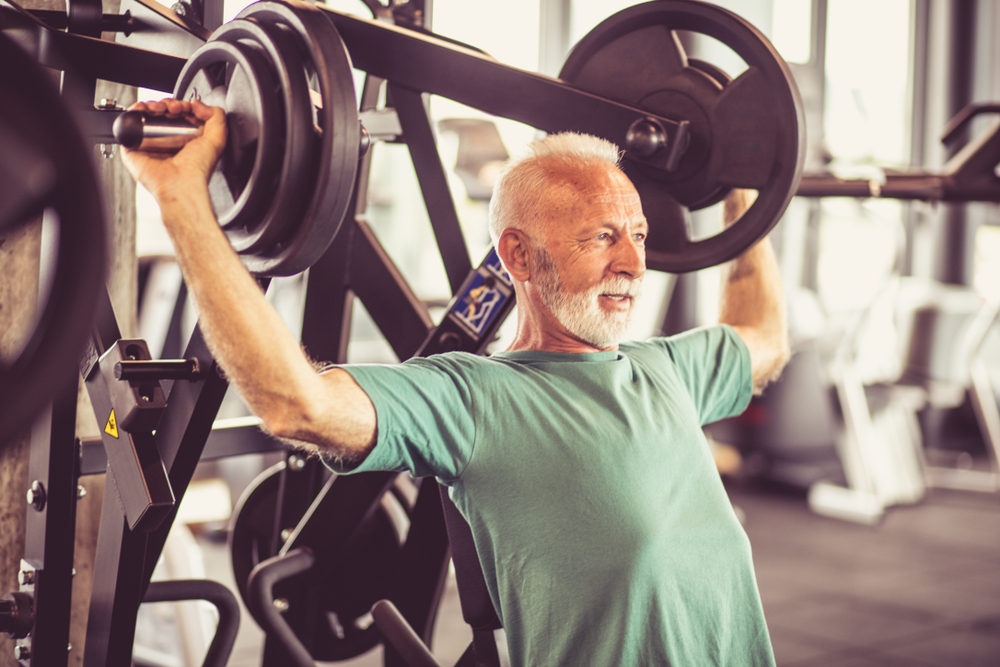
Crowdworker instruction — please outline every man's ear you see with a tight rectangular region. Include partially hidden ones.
[497,229,532,282]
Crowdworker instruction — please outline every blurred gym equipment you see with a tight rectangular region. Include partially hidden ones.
[0,32,107,450]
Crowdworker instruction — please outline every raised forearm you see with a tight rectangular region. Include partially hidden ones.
[719,191,790,393]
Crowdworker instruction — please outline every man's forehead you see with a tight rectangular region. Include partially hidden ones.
[542,163,638,202]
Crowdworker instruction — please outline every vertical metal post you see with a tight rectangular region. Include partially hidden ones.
[19,383,80,667]
[139,325,231,588]
[81,486,150,667]
[934,0,977,286]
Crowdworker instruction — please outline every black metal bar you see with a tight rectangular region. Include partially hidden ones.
[81,295,229,667]
[21,382,80,667]
[384,478,450,667]
[301,216,356,366]
[320,6,688,163]
[139,325,230,591]
[201,0,224,32]
[78,419,285,476]
[81,289,152,667]
[1,1,186,93]
[354,74,387,219]
[82,482,150,667]
[350,220,434,361]
[371,600,441,667]
[246,548,317,667]
[114,358,204,382]
[114,0,209,58]
[76,108,120,144]
[256,471,399,664]
[24,9,134,32]
[390,83,472,295]
[935,0,978,287]
[795,172,1000,202]
[282,471,398,558]
[143,580,240,667]
[258,456,328,666]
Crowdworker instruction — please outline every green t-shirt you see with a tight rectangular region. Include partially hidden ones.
[336,325,774,666]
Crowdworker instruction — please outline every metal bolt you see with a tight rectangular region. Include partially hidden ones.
[280,528,293,543]
[100,143,118,159]
[98,98,120,109]
[77,485,87,499]
[71,568,77,577]
[68,643,73,651]
[273,598,290,613]
[26,480,46,511]
[17,570,34,586]
[14,645,29,660]
[288,454,306,470]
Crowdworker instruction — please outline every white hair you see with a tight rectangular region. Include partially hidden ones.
[488,132,621,245]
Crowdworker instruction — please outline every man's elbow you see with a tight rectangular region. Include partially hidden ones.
[751,335,791,395]
[258,385,377,464]
[257,399,317,446]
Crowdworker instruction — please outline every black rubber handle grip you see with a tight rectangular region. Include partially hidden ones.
[112,110,200,149]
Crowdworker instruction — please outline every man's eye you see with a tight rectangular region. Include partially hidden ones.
[596,233,610,241]
[634,233,646,243]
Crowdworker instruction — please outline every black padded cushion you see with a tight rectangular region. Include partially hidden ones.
[438,485,503,631]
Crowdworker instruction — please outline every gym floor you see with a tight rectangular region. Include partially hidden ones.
[199,480,1000,667]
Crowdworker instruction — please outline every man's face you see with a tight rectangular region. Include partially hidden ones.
[530,164,648,349]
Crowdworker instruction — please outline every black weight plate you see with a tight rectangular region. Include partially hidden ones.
[560,0,805,273]
[230,463,403,661]
[175,39,285,249]
[211,17,319,256]
[235,0,360,276]
[0,34,106,448]
[678,57,733,211]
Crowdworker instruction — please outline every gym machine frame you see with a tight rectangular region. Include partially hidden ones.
[0,0,807,664]
[0,0,504,664]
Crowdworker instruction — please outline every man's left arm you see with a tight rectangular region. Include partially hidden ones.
[718,190,791,394]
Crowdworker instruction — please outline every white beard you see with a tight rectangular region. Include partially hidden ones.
[533,248,642,349]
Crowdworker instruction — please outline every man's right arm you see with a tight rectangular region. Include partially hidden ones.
[121,99,376,463]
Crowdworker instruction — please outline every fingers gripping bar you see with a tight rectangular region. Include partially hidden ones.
[112,110,201,149]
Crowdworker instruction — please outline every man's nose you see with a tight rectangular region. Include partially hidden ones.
[612,237,645,278]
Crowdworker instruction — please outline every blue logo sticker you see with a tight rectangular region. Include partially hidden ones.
[453,271,509,336]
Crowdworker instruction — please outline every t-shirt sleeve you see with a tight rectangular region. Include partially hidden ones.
[325,357,477,482]
[654,324,752,425]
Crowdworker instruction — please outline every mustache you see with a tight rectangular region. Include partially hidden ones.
[593,276,642,299]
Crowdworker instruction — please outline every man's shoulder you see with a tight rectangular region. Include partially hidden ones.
[623,324,738,351]
[619,324,744,367]
[405,350,500,371]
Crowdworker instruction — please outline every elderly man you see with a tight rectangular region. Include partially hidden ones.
[123,98,788,666]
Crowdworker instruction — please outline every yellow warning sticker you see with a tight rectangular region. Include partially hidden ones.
[105,410,119,439]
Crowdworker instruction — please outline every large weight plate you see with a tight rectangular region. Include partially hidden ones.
[230,463,404,660]
[561,0,805,273]
[0,34,106,448]
[174,39,286,248]
[235,0,360,276]
[211,17,319,255]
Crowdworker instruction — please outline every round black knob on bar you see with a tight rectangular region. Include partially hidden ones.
[1,591,34,640]
[114,359,203,382]
[625,117,668,160]
[112,111,200,149]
